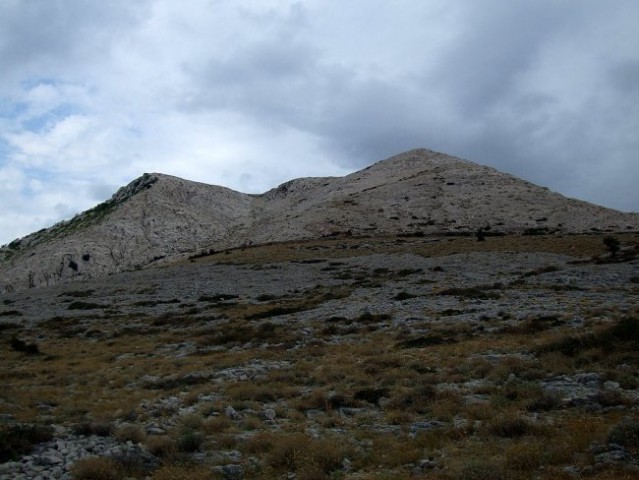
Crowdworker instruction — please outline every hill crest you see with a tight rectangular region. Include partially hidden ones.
[1,148,637,292]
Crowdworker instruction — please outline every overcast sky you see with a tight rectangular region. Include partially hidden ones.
[1,0,638,245]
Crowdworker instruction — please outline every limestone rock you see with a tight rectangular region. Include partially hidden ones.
[2,148,638,292]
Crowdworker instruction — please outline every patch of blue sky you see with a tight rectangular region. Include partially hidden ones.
[21,103,81,133]
[0,98,29,119]
[20,165,61,187]
[0,138,12,166]
[19,76,62,90]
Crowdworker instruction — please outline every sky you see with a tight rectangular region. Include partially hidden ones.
[1,0,638,245]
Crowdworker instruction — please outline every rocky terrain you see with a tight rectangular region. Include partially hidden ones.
[1,233,639,479]
[2,148,638,292]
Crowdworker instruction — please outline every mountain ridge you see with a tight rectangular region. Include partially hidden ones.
[1,148,638,292]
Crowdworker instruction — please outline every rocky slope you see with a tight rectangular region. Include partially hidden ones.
[1,148,637,292]
[1,234,638,479]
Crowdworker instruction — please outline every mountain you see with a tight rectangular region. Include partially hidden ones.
[1,148,637,292]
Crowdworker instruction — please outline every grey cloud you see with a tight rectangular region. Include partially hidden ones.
[609,59,639,94]
[0,0,151,83]
[428,1,571,116]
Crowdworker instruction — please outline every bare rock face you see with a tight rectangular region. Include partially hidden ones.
[0,174,254,292]
[1,148,637,292]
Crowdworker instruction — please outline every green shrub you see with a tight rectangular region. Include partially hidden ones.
[437,287,500,300]
[72,422,113,437]
[537,316,639,356]
[603,236,621,255]
[10,336,39,355]
[393,291,416,300]
[487,416,539,438]
[176,431,204,452]
[0,424,53,462]
[68,301,104,310]
[608,417,639,449]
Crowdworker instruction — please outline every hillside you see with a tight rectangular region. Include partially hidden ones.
[1,148,637,292]
[1,233,638,479]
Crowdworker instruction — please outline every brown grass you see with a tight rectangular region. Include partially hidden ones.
[4,233,639,480]
[70,456,122,480]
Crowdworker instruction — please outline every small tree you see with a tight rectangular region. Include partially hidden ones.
[603,236,621,256]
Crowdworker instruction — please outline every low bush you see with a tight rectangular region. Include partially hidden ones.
[393,291,416,300]
[68,301,104,310]
[437,287,500,300]
[72,422,113,437]
[525,393,562,412]
[486,415,540,438]
[354,387,390,404]
[263,433,350,477]
[10,336,39,355]
[70,456,121,480]
[538,316,639,357]
[397,334,456,348]
[115,424,146,444]
[70,453,152,480]
[176,431,204,453]
[356,312,392,323]
[608,417,639,449]
[150,464,213,480]
[145,435,177,460]
[0,424,53,462]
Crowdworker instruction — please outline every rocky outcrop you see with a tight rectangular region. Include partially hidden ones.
[1,148,638,292]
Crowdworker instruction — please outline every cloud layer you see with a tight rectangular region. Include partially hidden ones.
[1,0,638,244]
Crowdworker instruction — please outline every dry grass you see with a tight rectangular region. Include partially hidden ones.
[192,233,637,266]
[241,431,353,479]
[3,233,639,479]
[70,456,122,480]
[150,464,214,480]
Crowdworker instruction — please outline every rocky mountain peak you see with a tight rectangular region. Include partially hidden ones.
[1,148,638,292]
[111,173,160,204]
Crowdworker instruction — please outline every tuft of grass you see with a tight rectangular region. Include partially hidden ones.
[397,334,456,348]
[150,464,213,480]
[59,289,95,298]
[263,433,351,477]
[115,423,146,444]
[145,435,177,460]
[72,422,113,437]
[393,291,416,300]
[486,415,542,438]
[450,460,508,480]
[437,287,501,300]
[70,456,122,480]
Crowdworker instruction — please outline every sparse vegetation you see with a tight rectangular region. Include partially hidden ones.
[2,233,639,479]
